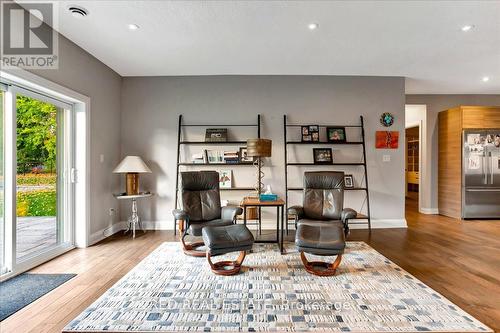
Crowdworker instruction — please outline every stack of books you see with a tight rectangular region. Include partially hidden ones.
[223,151,239,164]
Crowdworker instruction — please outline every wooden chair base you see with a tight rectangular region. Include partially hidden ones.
[207,251,246,276]
[181,239,206,257]
[300,251,342,276]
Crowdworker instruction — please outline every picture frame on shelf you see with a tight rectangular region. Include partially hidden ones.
[239,147,255,164]
[344,174,354,188]
[218,170,232,188]
[313,148,333,164]
[326,127,346,143]
[301,125,320,142]
[205,128,228,142]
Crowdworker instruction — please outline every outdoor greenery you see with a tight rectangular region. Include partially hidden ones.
[15,96,58,217]
[17,173,56,185]
[17,190,56,217]
[16,96,57,174]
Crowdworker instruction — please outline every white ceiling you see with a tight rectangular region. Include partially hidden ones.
[32,1,500,93]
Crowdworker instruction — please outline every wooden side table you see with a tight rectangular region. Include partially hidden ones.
[114,193,153,239]
[240,197,285,254]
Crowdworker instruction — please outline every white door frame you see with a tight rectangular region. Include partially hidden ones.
[405,104,433,214]
[0,68,90,280]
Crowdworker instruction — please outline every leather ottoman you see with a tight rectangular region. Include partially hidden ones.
[202,224,254,275]
[295,222,346,276]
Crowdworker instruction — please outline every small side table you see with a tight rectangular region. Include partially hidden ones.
[240,196,285,254]
[114,193,153,239]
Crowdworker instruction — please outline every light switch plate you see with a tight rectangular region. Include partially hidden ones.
[383,155,391,162]
[99,154,104,163]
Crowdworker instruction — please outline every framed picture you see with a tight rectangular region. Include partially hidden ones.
[313,148,333,164]
[375,131,399,149]
[205,128,228,142]
[302,125,320,142]
[238,147,255,163]
[326,127,346,143]
[218,170,232,188]
[344,174,354,188]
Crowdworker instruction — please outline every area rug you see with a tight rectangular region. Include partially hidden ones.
[64,242,490,332]
[0,273,76,321]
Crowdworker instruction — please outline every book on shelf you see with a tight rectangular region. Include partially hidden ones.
[223,151,239,164]
[201,150,244,164]
[206,150,223,163]
[205,128,228,142]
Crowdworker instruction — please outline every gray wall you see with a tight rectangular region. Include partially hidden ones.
[29,34,123,235]
[405,94,500,210]
[121,76,406,228]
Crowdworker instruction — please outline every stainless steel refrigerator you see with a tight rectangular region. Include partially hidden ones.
[463,130,500,218]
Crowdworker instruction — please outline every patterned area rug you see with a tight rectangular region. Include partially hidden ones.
[64,242,490,332]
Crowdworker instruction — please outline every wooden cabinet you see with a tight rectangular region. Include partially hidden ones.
[462,106,500,129]
[438,106,500,219]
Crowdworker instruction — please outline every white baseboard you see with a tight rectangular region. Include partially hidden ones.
[419,207,439,215]
[89,221,127,245]
[350,218,407,229]
[90,217,407,244]
[114,219,408,231]
[141,220,172,230]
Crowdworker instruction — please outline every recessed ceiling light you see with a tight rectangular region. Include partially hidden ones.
[128,24,140,31]
[308,23,319,31]
[482,76,490,82]
[68,6,88,18]
[461,25,473,32]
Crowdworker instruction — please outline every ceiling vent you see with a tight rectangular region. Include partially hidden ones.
[68,6,88,18]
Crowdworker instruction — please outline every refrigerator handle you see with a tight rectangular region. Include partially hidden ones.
[490,152,494,185]
[483,152,487,185]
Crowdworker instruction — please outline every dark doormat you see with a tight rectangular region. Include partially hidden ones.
[0,273,76,321]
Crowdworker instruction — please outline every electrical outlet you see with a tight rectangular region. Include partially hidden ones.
[109,208,115,216]
[383,155,391,162]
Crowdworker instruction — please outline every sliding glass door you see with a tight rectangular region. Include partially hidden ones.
[1,83,74,278]
[0,87,5,275]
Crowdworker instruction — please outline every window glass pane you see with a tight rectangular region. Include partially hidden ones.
[0,90,5,272]
[16,94,59,259]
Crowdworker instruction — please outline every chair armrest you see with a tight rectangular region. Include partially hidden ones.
[221,205,243,222]
[287,205,304,220]
[341,208,357,223]
[172,209,189,221]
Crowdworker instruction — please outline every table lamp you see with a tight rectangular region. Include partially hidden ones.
[113,156,152,195]
[246,139,272,197]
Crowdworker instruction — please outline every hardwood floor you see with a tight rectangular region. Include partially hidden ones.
[2,197,499,333]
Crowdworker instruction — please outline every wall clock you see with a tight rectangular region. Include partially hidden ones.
[380,112,395,127]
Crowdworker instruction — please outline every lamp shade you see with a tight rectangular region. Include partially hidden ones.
[113,156,152,173]
[246,139,272,157]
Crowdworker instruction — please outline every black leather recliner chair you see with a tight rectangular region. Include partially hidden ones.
[172,171,242,257]
[288,171,357,276]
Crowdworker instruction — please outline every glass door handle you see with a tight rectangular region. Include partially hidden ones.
[70,168,78,183]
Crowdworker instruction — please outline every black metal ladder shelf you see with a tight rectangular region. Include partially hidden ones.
[283,115,372,230]
[174,114,261,234]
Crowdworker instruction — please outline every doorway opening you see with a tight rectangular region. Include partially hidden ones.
[405,126,419,210]
[405,104,429,215]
